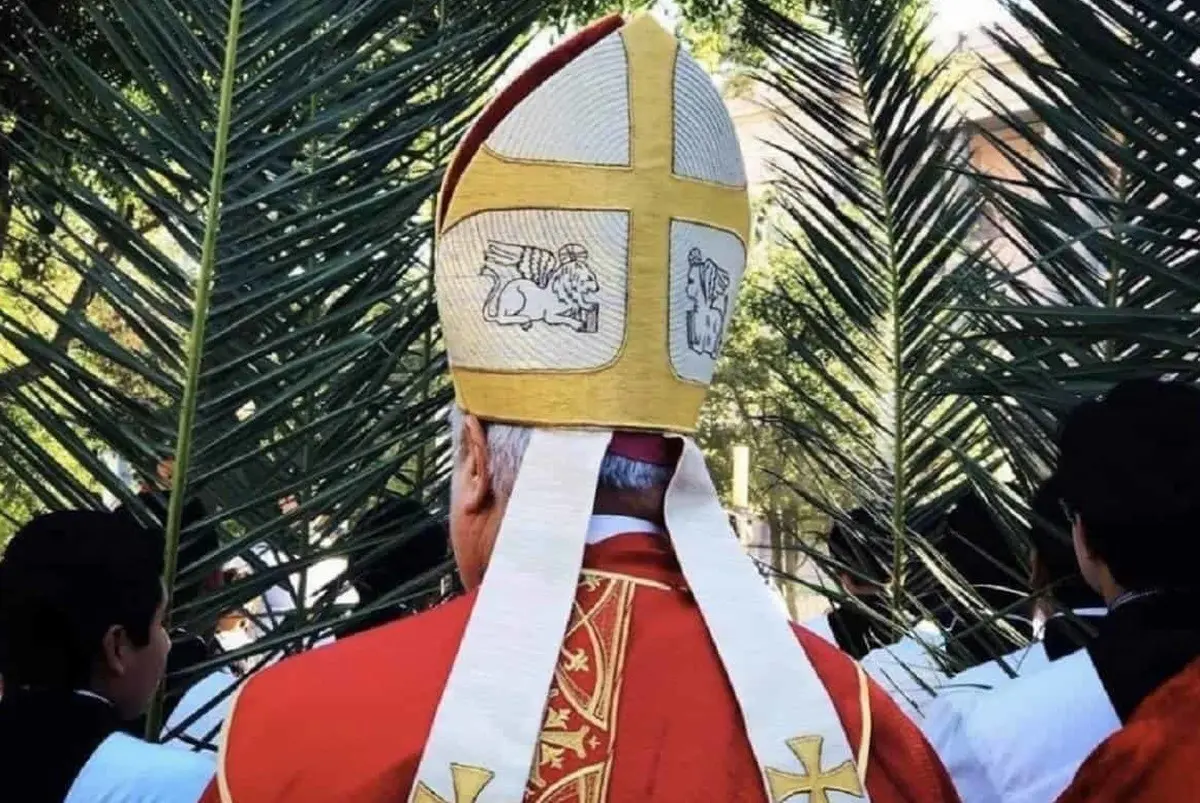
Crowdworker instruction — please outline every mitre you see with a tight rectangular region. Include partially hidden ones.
[416,13,868,803]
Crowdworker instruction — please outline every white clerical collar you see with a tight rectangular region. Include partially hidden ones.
[73,689,114,706]
[586,515,663,545]
[1069,607,1107,618]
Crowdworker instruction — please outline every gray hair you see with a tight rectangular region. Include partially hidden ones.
[448,408,672,498]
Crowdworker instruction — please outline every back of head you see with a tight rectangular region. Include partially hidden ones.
[1028,474,1102,609]
[940,490,1027,597]
[346,495,450,609]
[114,490,218,610]
[419,13,866,792]
[826,508,889,590]
[0,510,164,691]
[934,490,1032,658]
[1058,379,1200,591]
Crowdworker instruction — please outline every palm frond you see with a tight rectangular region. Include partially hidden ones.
[0,0,544,736]
[963,0,1200,440]
[742,0,1028,666]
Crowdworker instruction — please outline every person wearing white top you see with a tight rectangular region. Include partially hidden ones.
[924,474,1115,802]
[924,647,1120,803]
[0,511,213,802]
[160,668,240,755]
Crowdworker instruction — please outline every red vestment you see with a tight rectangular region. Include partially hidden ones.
[1056,656,1200,802]
[202,534,959,803]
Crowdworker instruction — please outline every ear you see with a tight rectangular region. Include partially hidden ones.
[1027,546,1040,582]
[1071,515,1096,569]
[460,414,493,514]
[100,625,129,678]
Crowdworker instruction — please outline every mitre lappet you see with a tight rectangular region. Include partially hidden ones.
[419,13,870,802]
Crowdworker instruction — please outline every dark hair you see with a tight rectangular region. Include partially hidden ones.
[938,491,1028,599]
[1028,475,1102,609]
[337,496,450,639]
[0,510,165,691]
[114,491,218,610]
[826,509,889,588]
[1058,379,1200,591]
[932,490,1032,664]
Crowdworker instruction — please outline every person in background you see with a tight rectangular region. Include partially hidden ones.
[802,508,894,659]
[1049,379,1200,802]
[802,509,948,720]
[114,468,224,733]
[934,475,1107,701]
[0,510,215,802]
[927,379,1200,803]
[1027,474,1107,661]
[922,476,1115,802]
[1059,380,1200,720]
[337,495,453,640]
[930,490,1033,674]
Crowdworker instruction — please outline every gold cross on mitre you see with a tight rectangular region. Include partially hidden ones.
[412,764,495,803]
[439,14,750,431]
[764,736,865,803]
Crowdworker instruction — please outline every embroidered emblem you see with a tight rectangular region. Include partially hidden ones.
[684,247,730,357]
[413,763,495,803]
[765,736,864,803]
[531,706,592,788]
[523,573,636,802]
[479,241,601,333]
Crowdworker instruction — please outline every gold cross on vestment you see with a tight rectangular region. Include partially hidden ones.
[412,764,495,803]
[765,736,864,803]
[441,16,750,427]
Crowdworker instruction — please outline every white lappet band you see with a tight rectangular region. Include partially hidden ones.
[665,437,870,801]
[410,429,613,803]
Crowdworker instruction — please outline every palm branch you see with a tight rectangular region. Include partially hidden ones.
[742,0,1029,669]
[962,0,1200,460]
[0,0,545,738]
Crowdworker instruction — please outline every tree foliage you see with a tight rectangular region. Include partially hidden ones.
[961,0,1200,481]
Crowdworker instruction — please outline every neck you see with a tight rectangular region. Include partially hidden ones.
[1101,579,1127,608]
[591,487,666,526]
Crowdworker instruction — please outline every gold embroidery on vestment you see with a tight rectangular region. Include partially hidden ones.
[854,662,872,785]
[580,568,676,592]
[523,572,636,802]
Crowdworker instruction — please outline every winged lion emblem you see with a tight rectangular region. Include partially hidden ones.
[479,241,600,333]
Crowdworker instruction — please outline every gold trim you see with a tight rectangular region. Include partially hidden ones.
[413,763,495,803]
[765,735,865,802]
[580,568,675,592]
[215,679,249,803]
[855,662,872,786]
[596,578,635,803]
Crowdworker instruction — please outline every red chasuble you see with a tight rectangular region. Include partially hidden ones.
[202,534,959,803]
[1056,656,1200,803]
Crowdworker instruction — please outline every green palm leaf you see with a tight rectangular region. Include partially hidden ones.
[0,0,544,737]
[742,0,1027,667]
[963,0,1200,444]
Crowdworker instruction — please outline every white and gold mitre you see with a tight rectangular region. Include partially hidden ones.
[434,13,748,432]
[416,15,870,803]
